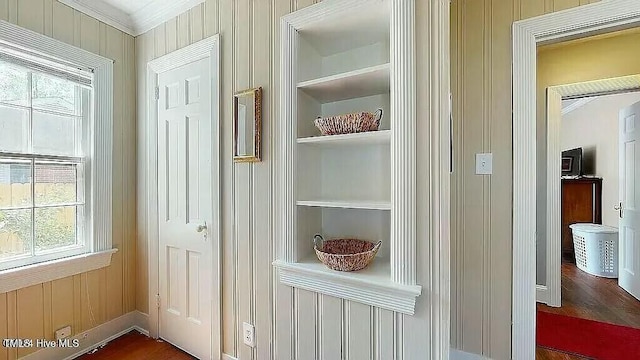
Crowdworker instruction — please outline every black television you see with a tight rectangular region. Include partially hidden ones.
[561,147,583,176]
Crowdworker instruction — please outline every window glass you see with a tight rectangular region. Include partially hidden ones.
[0,105,29,153]
[0,208,32,260]
[34,162,78,205]
[35,206,77,253]
[32,111,78,156]
[32,72,78,115]
[0,59,89,270]
[0,159,32,208]
[0,62,29,106]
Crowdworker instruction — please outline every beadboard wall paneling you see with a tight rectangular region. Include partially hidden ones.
[136,0,448,359]
[0,0,137,359]
[450,0,599,358]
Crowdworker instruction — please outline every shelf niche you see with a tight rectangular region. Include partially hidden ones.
[274,0,420,315]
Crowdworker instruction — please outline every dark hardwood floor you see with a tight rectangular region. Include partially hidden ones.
[536,261,640,359]
[536,347,591,360]
[77,331,194,360]
[537,262,640,329]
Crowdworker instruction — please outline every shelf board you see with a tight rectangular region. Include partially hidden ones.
[297,199,391,210]
[273,256,421,315]
[297,130,390,146]
[297,63,390,103]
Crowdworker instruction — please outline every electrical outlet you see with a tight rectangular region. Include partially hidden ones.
[242,322,255,348]
[55,326,72,340]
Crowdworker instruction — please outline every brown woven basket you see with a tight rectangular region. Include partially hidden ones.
[314,108,383,135]
[313,234,381,272]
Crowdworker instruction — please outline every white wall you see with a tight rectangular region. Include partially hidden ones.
[561,91,640,227]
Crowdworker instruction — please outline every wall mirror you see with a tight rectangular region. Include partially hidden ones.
[233,87,262,162]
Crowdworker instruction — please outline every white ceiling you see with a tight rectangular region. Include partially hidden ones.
[59,0,205,36]
[101,0,156,15]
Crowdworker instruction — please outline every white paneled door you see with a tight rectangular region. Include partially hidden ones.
[158,57,214,359]
[619,100,640,300]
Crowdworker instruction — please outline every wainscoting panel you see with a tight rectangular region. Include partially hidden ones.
[136,0,450,359]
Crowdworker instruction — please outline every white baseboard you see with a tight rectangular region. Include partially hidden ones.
[132,310,150,336]
[226,350,480,360]
[450,348,491,360]
[536,284,549,304]
[21,310,149,360]
[20,314,482,360]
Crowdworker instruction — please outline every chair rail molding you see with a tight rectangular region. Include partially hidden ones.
[512,1,640,358]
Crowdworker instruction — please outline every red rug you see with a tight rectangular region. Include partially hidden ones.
[537,310,640,359]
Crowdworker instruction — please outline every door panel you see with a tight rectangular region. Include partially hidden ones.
[158,57,213,359]
[619,101,640,300]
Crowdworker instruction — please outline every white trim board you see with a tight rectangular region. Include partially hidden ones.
[21,311,148,360]
[536,285,550,304]
[144,35,222,359]
[512,1,640,358]
[450,349,491,360]
[58,0,205,36]
[0,249,117,294]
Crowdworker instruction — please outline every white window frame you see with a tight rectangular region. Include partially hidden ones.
[0,20,115,293]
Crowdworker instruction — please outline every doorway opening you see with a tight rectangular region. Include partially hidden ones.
[534,38,640,356]
[537,83,640,358]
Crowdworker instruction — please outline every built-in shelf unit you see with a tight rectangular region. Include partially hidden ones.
[273,0,420,315]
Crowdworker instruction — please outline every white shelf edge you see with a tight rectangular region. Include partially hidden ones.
[296,200,391,210]
[297,63,390,89]
[297,130,391,145]
[273,259,421,315]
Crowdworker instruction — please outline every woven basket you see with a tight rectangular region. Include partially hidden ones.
[314,108,383,135]
[313,234,381,272]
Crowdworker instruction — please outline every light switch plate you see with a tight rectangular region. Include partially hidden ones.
[476,153,493,175]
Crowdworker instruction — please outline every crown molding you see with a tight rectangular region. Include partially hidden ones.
[58,0,135,35]
[130,0,205,36]
[58,0,205,37]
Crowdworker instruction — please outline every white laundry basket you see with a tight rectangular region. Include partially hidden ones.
[569,223,619,278]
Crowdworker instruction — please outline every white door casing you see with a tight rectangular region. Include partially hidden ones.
[619,100,640,300]
[543,87,562,307]
[145,35,221,360]
[512,1,640,358]
[157,57,213,359]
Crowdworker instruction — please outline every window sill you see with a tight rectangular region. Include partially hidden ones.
[0,248,117,294]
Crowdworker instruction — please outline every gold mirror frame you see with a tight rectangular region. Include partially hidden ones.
[233,87,262,162]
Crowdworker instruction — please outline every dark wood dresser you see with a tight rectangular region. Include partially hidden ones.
[561,177,602,261]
